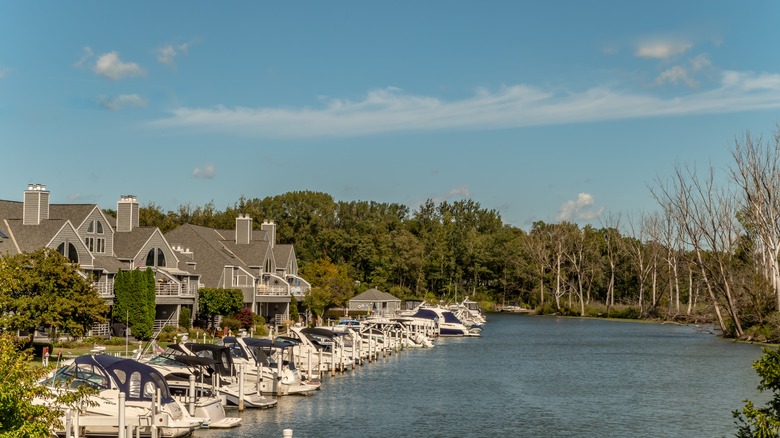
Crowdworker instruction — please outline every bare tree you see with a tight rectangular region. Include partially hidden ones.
[626,212,652,314]
[600,212,622,313]
[730,129,780,311]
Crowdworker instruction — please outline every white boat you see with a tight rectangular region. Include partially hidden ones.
[218,336,320,396]
[43,354,204,437]
[410,306,482,337]
[145,349,242,428]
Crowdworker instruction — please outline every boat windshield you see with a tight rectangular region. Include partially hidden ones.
[45,361,111,390]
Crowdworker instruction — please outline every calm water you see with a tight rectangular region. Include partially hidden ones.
[195,313,768,438]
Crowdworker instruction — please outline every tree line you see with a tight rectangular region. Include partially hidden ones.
[134,129,780,341]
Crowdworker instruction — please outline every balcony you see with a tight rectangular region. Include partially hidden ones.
[93,281,114,298]
[156,282,197,297]
[256,283,289,296]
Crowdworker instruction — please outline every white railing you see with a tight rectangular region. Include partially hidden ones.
[88,323,110,338]
[93,281,114,298]
[155,283,197,297]
[289,285,310,296]
[153,319,177,332]
[256,284,289,296]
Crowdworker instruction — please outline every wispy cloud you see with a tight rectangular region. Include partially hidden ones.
[96,94,147,111]
[94,51,145,80]
[193,164,215,179]
[156,41,194,66]
[0,68,10,79]
[635,39,692,60]
[74,46,94,68]
[557,193,605,222]
[427,185,471,205]
[655,54,712,88]
[151,70,780,138]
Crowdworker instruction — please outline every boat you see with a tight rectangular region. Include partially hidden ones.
[218,336,320,395]
[178,342,278,409]
[145,347,242,428]
[42,354,204,437]
[410,305,482,337]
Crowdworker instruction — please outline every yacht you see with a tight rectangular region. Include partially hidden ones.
[43,354,204,437]
[218,336,320,395]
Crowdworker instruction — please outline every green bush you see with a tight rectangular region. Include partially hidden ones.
[220,317,241,335]
[179,307,192,330]
[157,325,180,343]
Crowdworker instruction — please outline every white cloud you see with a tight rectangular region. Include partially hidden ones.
[0,68,10,79]
[557,193,605,222]
[156,42,192,66]
[74,46,94,67]
[655,54,712,88]
[96,94,147,111]
[656,66,697,88]
[193,164,215,179]
[150,70,780,138]
[94,51,145,80]
[635,40,692,59]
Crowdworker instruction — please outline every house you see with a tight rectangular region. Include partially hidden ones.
[348,288,402,315]
[165,215,311,327]
[0,184,199,335]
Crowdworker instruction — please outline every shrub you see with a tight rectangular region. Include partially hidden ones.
[179,307,192,330]
[234,308,254,329]
[220,317,241,335]
[157,325,180,343]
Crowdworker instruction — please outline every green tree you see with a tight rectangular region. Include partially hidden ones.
[289,295,300,323]
[0,249,108,342]
[112,269,155,340]
[178,307,192,330]
[197,288,243,329]
[735,347,780,437]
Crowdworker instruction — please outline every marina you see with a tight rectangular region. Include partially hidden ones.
[52,311,770,438]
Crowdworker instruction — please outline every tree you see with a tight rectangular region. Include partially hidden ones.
[178,307,192,330]
[0,249,108,342]
[289,295,300,323]
[734,347,780,437]
[0,334,94,437]
[197,288,243,329]
[113,269,155,340]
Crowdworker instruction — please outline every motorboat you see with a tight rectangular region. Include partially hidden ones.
[42,354,204,437]
[218,336,320,395]
[145,347,242,428]
[410,306,481,337]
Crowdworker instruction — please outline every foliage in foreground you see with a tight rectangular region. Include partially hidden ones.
[0,335,93,437]
[735,347,780,437]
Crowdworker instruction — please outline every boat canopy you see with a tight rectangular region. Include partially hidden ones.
[52,354,174,403]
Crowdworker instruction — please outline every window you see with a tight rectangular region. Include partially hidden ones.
[85,220,106,253]
[56,242,79,264]
[145,247,167,267]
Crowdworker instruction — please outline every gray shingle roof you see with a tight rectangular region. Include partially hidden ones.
[350,288,401,302]
[113,227,156,259]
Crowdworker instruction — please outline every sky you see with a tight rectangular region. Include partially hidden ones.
[2,1,780,229]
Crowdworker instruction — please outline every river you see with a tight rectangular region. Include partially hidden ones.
[194,313,768,437]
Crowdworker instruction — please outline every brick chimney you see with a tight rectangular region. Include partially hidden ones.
[235,214,252,244]
[23,183,50,225]
[116,195,139,232]
[261,219,276,248]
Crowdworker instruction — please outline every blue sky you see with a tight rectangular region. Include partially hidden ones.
[2,1,780,229]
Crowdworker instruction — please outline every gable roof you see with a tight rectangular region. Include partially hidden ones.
[350,288,401,302]
[165,223,256,288]
[113,227,157,259]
